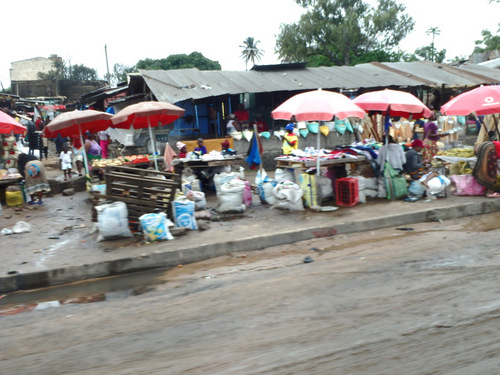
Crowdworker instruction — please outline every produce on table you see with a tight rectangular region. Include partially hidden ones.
[91,155,151,168]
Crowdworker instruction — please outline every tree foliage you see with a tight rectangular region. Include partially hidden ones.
[112,63,137,84]
[474,23,500,53]
[136,52,221,71]
[38,55,99,81]
[240,37,264,70]
[275,0,414,66]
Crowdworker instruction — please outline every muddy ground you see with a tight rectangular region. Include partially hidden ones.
[1,212,500,374]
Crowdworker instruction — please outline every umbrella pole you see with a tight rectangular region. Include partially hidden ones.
[78,125,90,176]
[148,118,159,171]
[316,121,322,177]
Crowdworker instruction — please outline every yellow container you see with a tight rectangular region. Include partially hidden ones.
[6,190,24,207]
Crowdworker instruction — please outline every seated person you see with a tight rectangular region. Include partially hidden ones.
[377,135,406,173]
[403,139,425,180]
[254,114,269,133]
[221,139,236,156]
[194,138,207,155]
[176,142,188,158]
[226,114,240,134]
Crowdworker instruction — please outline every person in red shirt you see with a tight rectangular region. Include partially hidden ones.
[234,103,250,124]
[254,114,269,133]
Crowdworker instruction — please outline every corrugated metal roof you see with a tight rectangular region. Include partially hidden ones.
[138,61,500,104]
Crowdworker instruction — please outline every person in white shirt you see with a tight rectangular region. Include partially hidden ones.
[377,135,406,173]
[226,114,240,135]
[59,146,73,181]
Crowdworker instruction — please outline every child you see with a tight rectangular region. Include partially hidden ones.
[60,146,73,181]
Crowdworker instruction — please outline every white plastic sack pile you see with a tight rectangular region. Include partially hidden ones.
[423,174,451,197]
[173,196,198,230]
[139,212,174,241]
[255,169,277,205]
[217,178,246,213]
[351,176,378,203]
[275,168,296,183]
[186,190,207,211]
[273,181,305,211]
[95,201,133,242]
[214,167,245,192]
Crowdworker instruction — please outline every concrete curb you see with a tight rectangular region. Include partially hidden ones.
[2,199,500,293]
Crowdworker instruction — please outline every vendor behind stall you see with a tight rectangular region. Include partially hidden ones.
[194,138,207,155]
[404,139,425,180]
[282,124,298,155]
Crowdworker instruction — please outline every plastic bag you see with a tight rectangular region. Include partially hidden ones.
[95,201,133,242]
[139,213,174,241]
[186,190,207,211]
[408,180,426,198]
[383,162,407,200]
[273,181,304,211]
[214,169,245,192]
[173,196,198,230]
[218,178,245,213]
[243,180,253,206]
[450,174,486,196]
[275,168,295,183]
[255,168,277,204]
[12,221,32,234]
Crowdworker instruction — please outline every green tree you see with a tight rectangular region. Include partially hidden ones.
[136,52,221,71]
[426,27,440,62]
[68,64,98,81]
[38,55,99,81]
[112,63,137,84]
[474,23,500,53]
[414,46,447,63]
[240,37,264,70]
[275,0,414,66]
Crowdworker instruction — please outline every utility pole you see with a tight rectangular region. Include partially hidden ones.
[105,44,111,86]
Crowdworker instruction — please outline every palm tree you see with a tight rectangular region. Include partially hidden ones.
[240,37,264,70]
[426,27,441,62]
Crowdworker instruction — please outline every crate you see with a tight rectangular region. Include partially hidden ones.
[335,177,359,207]
[91,165,181,232]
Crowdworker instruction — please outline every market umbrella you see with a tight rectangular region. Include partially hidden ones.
[353,88,433,119]
[271,88,366,176]
[441,85,500,116]
[111,101,185,170]
[0,110,27,135]
[44,109,114,178]
[272,88,366,122]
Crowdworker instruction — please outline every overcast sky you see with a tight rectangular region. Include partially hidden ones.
[1,0,498,89]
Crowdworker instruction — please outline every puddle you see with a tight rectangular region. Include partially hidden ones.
[0,268,167,316]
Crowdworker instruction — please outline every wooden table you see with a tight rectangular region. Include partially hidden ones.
[275,156,367,170]
[181,156,243,169]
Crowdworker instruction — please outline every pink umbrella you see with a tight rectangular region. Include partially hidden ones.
[441,85,500,116]
[111,101,185,170]
[272,89,366,176]
[271,88,366,121]
[353,88,433,119]
[0,110,26,135]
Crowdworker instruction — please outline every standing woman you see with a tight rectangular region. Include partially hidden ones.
[422,116,448,164]
[18,153,51,205]
[84,134,102,162]
[282,123,298,155]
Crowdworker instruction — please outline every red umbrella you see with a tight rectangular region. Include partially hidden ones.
[44,110,113,178]
[441,85,500,116]
[0,110,26,135]
[44,109,113,138]
[353,89,432,119]
[271,88,366,121]
[111,101,185,170]
[111,101,185,129]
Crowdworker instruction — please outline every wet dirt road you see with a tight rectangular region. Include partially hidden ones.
[2,213,500,374]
